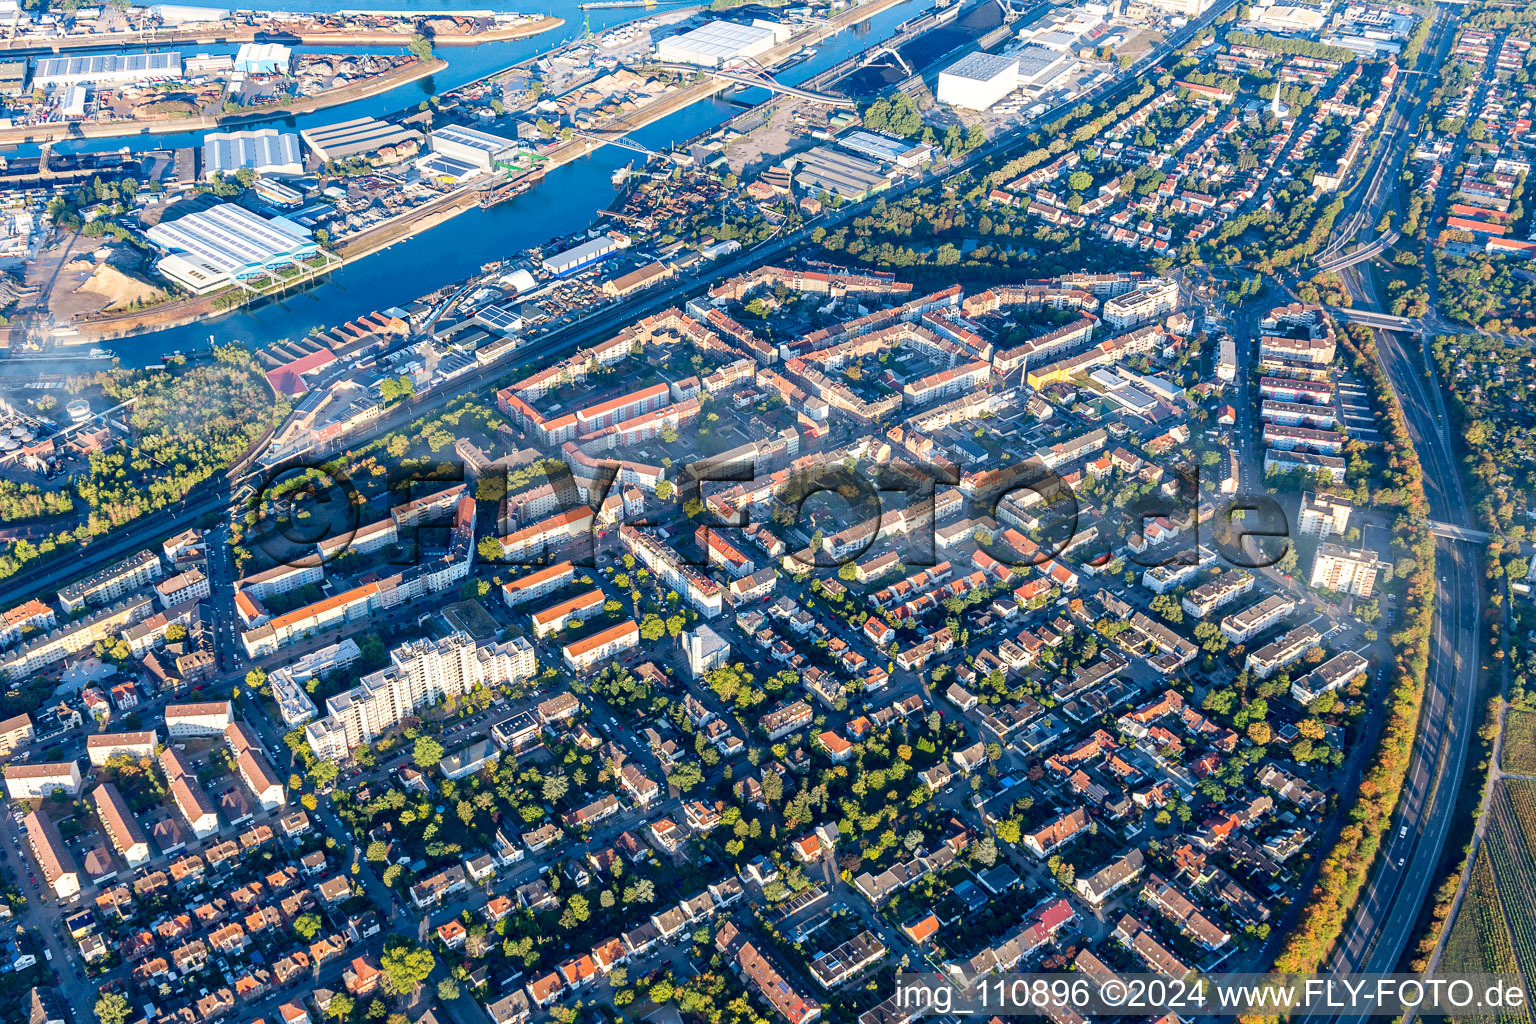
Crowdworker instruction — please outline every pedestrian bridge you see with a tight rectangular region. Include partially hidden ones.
[658,60,857,107]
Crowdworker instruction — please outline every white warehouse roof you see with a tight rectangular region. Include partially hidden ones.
[203,129,303,176]
[33,51,182,88]
[655,20,778,67]
[940,51,1020,83]
[145,203,315,281]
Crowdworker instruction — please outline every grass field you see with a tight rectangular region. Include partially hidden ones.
[1501,710,1536,775]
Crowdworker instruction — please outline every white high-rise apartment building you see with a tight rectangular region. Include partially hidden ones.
[1296,491,1353,539]
[306,632,535,760]
[1309,543,1383,598]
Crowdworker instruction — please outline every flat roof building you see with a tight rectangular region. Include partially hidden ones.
[937,52,1019,111]
[32,51,182,89]
[429,124,523,172]
[836,130,932,168]
[145,203,316,294]
[203,129,303,178]
[655,20,779,68]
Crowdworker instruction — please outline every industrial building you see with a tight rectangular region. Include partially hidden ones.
[233,42,292,74]
[654,20,781,68]
[429,124,524,172]
[32,51,182,89]
[0,60,27,97]
[1014,44,1073,90]
[836,130,932,168]
[203,128,303,177]
[300,116,424,162]
[543,236,620,276]
[145,203,318,293]
[937,52,1019,110]
[792,146,891,201]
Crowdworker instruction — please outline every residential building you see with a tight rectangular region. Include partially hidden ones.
[57,549,163,614]
[4,761,82,800]
[23,811,80,900]
[307,633,535,760]
[1310,543,1384,597]
[164,701,233,737]
[561,621,639,675]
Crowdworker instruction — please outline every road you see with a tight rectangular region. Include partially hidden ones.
[1295,270,1481,1024]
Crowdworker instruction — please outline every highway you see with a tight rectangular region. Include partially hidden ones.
[1282,2,1494,997]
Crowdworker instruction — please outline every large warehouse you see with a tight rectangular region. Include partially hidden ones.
[203,129,303,177]
[32,51,182,89]
[654,20,780,68]
[428,124,524,172]
[793,146,891,202]
[300,116,423,163]
[145,203,317,294]
[936,51,1019,110]
[1014,44,1073,90]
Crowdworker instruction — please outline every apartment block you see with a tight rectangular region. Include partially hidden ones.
[86,730,158,766]
[1309,543,1384,598]
[531,590,606,640]
[501,562,576,608]
[1296,491,1353,539]
[24,811,81,899]
[307,633,535,760]
[161,748,220,838]
[0,713,33,757]
[4,761,82,800]
[0,600,55,648]
[562,621,639,675]
[1220,594,1296,643]
[57,549,164,614]
[155,567,211,610]
[92,783,152,868]
[164,701,233,738]
[227,723,286,810]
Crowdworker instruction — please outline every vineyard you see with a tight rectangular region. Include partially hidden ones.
[1501,711,1536,776]
[1483,782,1536,1001]
[1441,847,1516,978]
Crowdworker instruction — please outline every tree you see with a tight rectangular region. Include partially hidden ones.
[408,32,435,61]
[96,994,131,1024]
[380,941,436,997]
[326,996,355,1021]
[1068,170,1092,192]
[436,979,460,1002]
[667,761,704,792]
[413,736,444,770]
[293,912,322,941]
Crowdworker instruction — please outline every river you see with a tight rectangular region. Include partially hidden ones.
[48,0,933,367]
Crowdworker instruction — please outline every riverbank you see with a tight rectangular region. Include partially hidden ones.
[34,0,918,349]
[0,55,448,146]
[0,14,564,54]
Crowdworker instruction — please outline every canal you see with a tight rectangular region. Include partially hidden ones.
[60,0,934,366]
